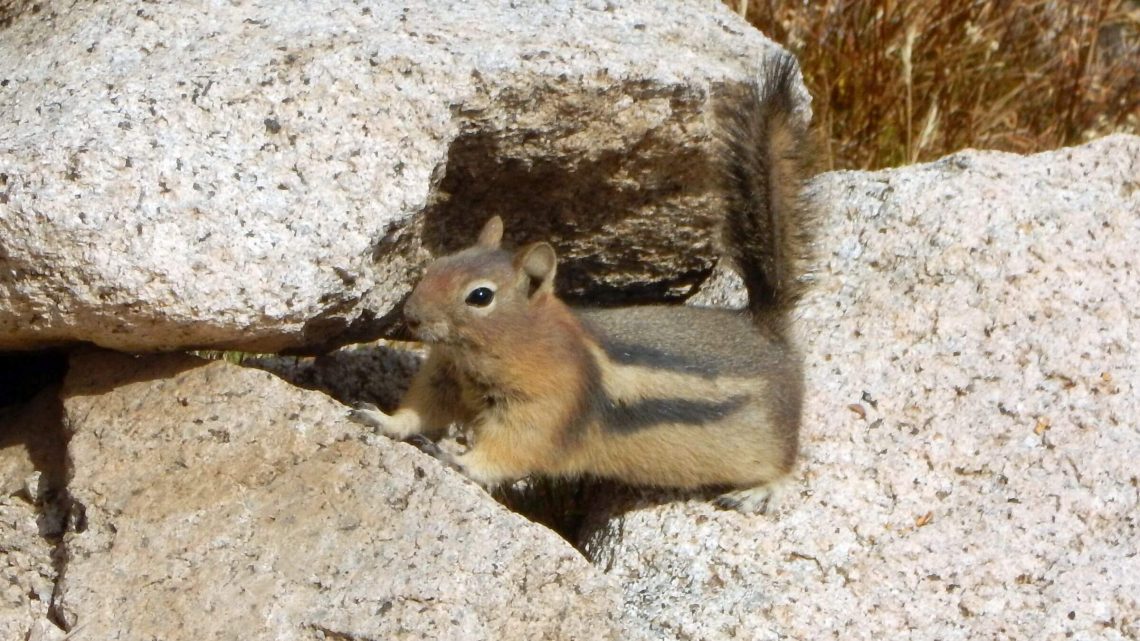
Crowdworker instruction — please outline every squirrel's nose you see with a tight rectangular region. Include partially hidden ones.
[404,308,422,334]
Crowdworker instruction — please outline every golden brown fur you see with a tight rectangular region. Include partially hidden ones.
[352,56,816,513]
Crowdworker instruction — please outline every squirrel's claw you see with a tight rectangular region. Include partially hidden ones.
[404,434,443,457]
[404,435,466,475]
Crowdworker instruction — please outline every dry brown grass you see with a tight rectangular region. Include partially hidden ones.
[728,0,1139,169]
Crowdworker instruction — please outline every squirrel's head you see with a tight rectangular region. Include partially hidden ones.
[404,216,558,346]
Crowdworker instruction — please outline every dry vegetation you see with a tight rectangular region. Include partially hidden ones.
[729,0,1139,169]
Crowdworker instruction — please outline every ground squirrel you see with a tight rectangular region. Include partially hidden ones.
[352,56,816,513]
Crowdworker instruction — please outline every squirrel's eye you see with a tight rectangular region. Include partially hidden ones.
[465,287,495,307]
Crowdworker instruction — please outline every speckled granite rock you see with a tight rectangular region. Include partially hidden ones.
[581,134,1140,640]
[0,0,35,28]
[0,0,803,352]
[54,350,637,640]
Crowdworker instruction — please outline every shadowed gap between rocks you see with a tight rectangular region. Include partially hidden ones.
[0,350,68,408]
[0,351,80,636]
[420,81,722,307]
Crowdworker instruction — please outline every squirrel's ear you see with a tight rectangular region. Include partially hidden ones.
[514,242,557,296]
[476,216,504,249]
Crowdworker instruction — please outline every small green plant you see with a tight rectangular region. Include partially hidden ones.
[728,0,1139,169]
[188,350,253,365]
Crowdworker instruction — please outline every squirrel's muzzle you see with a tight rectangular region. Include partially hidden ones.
[403,305,423,336]
[402,297,446,343]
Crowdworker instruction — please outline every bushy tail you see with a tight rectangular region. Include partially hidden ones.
[715,54,817,334]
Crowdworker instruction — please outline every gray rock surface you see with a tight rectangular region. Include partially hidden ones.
[580,134,1140,640]
[0,0,803,353]
[54,350,635,640]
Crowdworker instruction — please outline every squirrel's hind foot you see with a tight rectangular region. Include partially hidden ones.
[714,484,778,514]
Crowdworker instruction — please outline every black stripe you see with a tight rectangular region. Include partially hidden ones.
[601,394,749,434]
[600,339,722,378]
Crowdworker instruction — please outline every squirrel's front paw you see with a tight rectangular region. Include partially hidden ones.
[348,402,387,427]
[348,402,416,439]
